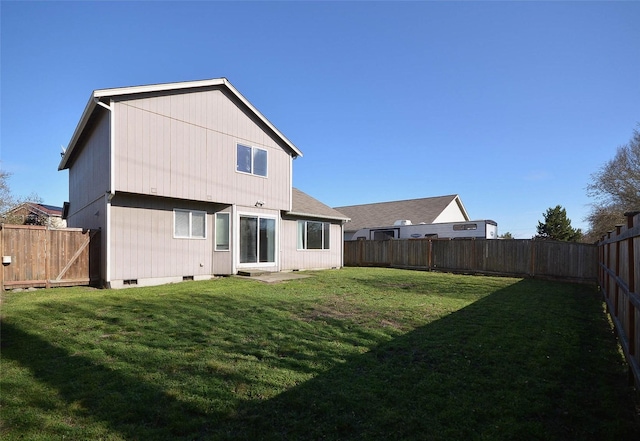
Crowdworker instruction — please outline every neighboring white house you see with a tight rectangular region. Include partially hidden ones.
[335,194,469,241]
[58,78,349,288]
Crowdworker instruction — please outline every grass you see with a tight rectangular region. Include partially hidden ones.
[1,267,638,440]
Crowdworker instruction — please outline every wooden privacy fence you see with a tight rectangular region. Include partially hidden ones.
[344,238,598,283]
[0,224,100,290]
[598,211,640,389]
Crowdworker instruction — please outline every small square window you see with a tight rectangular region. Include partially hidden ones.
[237,144,267,177]
[174,209,206,239]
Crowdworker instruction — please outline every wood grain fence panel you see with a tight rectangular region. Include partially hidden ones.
[598,211,640,390]
[1,224,100,290]
[344,238,597,283]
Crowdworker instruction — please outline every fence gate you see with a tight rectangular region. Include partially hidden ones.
[0,224,100,290]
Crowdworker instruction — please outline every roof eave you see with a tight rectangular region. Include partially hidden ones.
[453,195,470,221]
[286,211,350,222]
[58,92,98,170]
[221,79,302,158]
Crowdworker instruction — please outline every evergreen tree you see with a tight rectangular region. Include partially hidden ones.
[536,205,582,242]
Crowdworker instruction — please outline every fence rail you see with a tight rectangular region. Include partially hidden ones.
[0,224,100,290]
[345,238,598,283]
[598,211,640,389]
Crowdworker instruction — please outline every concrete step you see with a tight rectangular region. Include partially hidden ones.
[237,270,271,277]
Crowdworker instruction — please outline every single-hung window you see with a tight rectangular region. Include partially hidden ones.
[174,209,206,239]
[237,144,267,177]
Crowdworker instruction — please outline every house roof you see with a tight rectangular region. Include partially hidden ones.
[334,194,469,232]
[59,78,303,171]
[4,202,63,217]
[288,188,350,222]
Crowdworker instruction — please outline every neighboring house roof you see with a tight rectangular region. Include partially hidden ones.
[59,78,302,171]
[4,202,63,218]
[335,194,469,232]
[35,204,64,216]
[288,188,350,222]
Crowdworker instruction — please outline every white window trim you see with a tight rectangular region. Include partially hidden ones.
[236,211,278,268]
[215,212,230,251]
[236,143,268,178]
[297,220,331,251]
[173,209,207,239]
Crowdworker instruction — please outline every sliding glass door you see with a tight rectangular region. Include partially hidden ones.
[240,215,275,264]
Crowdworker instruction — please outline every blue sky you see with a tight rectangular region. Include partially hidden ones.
[1,1,639,238]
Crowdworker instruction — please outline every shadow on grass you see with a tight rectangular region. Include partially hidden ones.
[2,278,639,440]
[1,321,209,440]
[1,290,387,440]
[216,279,640,441]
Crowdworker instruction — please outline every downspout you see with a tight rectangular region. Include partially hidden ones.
[341,221,346,268]
[95,97,115,286]
[231,204,237,275]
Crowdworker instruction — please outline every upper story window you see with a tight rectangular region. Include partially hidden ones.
[237,144,268,177]
[174,209,206,239]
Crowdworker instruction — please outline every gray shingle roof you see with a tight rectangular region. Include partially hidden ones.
[334,195,468,232]
[289,188,350,221]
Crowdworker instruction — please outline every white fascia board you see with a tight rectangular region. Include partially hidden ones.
[454,195,470,221]
[94,78,303,158]
[286,211,350,222]
[60,78,303,171]
[220,79,303,158]
[92,78,227,98]
[58,93,98,170]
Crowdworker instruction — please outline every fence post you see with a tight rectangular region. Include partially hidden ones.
[530,240,536,277]
[45,227,51,289]
[471,238,476,271]
[627,212,638,294]
[0,224,4,292]
[606,231,613,305]
[626,212,638,358]
[599,236,605,290]
[614,225,623,317]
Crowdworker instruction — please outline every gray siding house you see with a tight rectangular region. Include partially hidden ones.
[59,78,349,288]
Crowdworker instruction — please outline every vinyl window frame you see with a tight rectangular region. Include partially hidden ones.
[174,209,207,239]
[215,212,230,251]
[297,220,331,250]
[236,143,268,177]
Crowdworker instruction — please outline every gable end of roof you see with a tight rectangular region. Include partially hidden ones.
[59,78,302,171]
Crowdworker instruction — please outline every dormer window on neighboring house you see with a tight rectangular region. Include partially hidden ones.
[237,144,267,177]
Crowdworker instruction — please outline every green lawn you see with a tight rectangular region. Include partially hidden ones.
[1,268,638,440]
